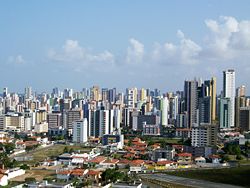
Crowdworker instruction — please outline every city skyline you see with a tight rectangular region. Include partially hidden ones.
[1,1,250,92]
[1,1,250,187]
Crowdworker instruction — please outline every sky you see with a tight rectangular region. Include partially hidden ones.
[1,0,250,94]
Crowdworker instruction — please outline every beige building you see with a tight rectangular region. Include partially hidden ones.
[0,114,24,131]
[36,110,47,124]
[34,122,48,133]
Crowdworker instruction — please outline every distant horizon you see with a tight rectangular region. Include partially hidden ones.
[1,70,248,96]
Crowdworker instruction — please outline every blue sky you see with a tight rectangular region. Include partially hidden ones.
[1,1,250,93]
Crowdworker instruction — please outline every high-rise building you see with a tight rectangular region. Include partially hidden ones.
[3,87,8,98]
[52,87,60,98]
[101,88,108,101]
[239,107,250,132]
[108,88,116,104]
[47,112,61,129]
[198,96,211,124]
[126,88,136,109]
[176,112,188,128]
[184,80,198,128]
[160,97,168,126]
[236,85,246,97]
[67,108,83,134]
[36,110,47,124]
[210,77,217,122]
[88,109,109,137]
[73,119,88,143]
[223,69,235,127]
[235,96,246,128]
[169,96,178,122]
[91,86,100,101]
[219,98,231,129]
[25,87,32,99]
[191,123,217,147]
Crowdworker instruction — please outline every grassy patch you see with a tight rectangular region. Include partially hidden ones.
[23,144,92,165]
[165,166,250,187]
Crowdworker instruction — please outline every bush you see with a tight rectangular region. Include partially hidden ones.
[25,177,36,183]
[236,155,243,160]
[20,164,30,170]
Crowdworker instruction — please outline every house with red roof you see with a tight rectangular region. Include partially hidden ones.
[117,159,130,169]
[155,160,177,170]
[129,160,146,174]
[100,159,119,169]
[176,153,192,165]
[86,170,102,184]
[56,168,88,181]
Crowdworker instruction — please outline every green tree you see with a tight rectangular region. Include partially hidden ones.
[25,177,36,183]
[102,169,124,183]
[160,140,167,148]
[63,146,69,153]
[127,139,132,146]
[0,152,15,168]
[4,143,15,154]
[20,164,30,170]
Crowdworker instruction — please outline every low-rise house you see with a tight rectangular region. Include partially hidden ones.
[195,157,206,165]
[129,160,145,173]
[15,141,26,149]
[176,153,192,165]
[209,155,221,164]
[100,159,119,169]
[88,156,106,167]
[155,160,177,170]
[71,153,89,165]
[117,159,130,169]
[57,153,72,165]
[86,170,102,184]
[56,168,88,181]
[57,169,71,181]
[42,159,59,166]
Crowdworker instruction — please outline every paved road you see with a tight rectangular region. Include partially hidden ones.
[140,174,244,188]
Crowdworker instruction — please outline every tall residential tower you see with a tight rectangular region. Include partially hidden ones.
[223,69,235,127]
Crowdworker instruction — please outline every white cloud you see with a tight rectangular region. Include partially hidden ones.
[151,30,202,65]
[48,16,250,72]
[8,55,26,64]
[48,39,115,66]
[203,16,250,61]
[126,38,144,64]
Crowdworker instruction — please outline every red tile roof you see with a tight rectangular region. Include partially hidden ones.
[89,156,106,163]
[131,160,145,166]
[102,159,119,164]
[87,170,101,176]
[118,159,130,164]
[209,154,220,159]
[177,153,192,157]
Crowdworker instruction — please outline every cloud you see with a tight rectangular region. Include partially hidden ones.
[8,55,26,65]
[203,16,250,61]
[48,39,115,66]
[126,38,144,64]
[48,16,250,75]
[151,30,202,65]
